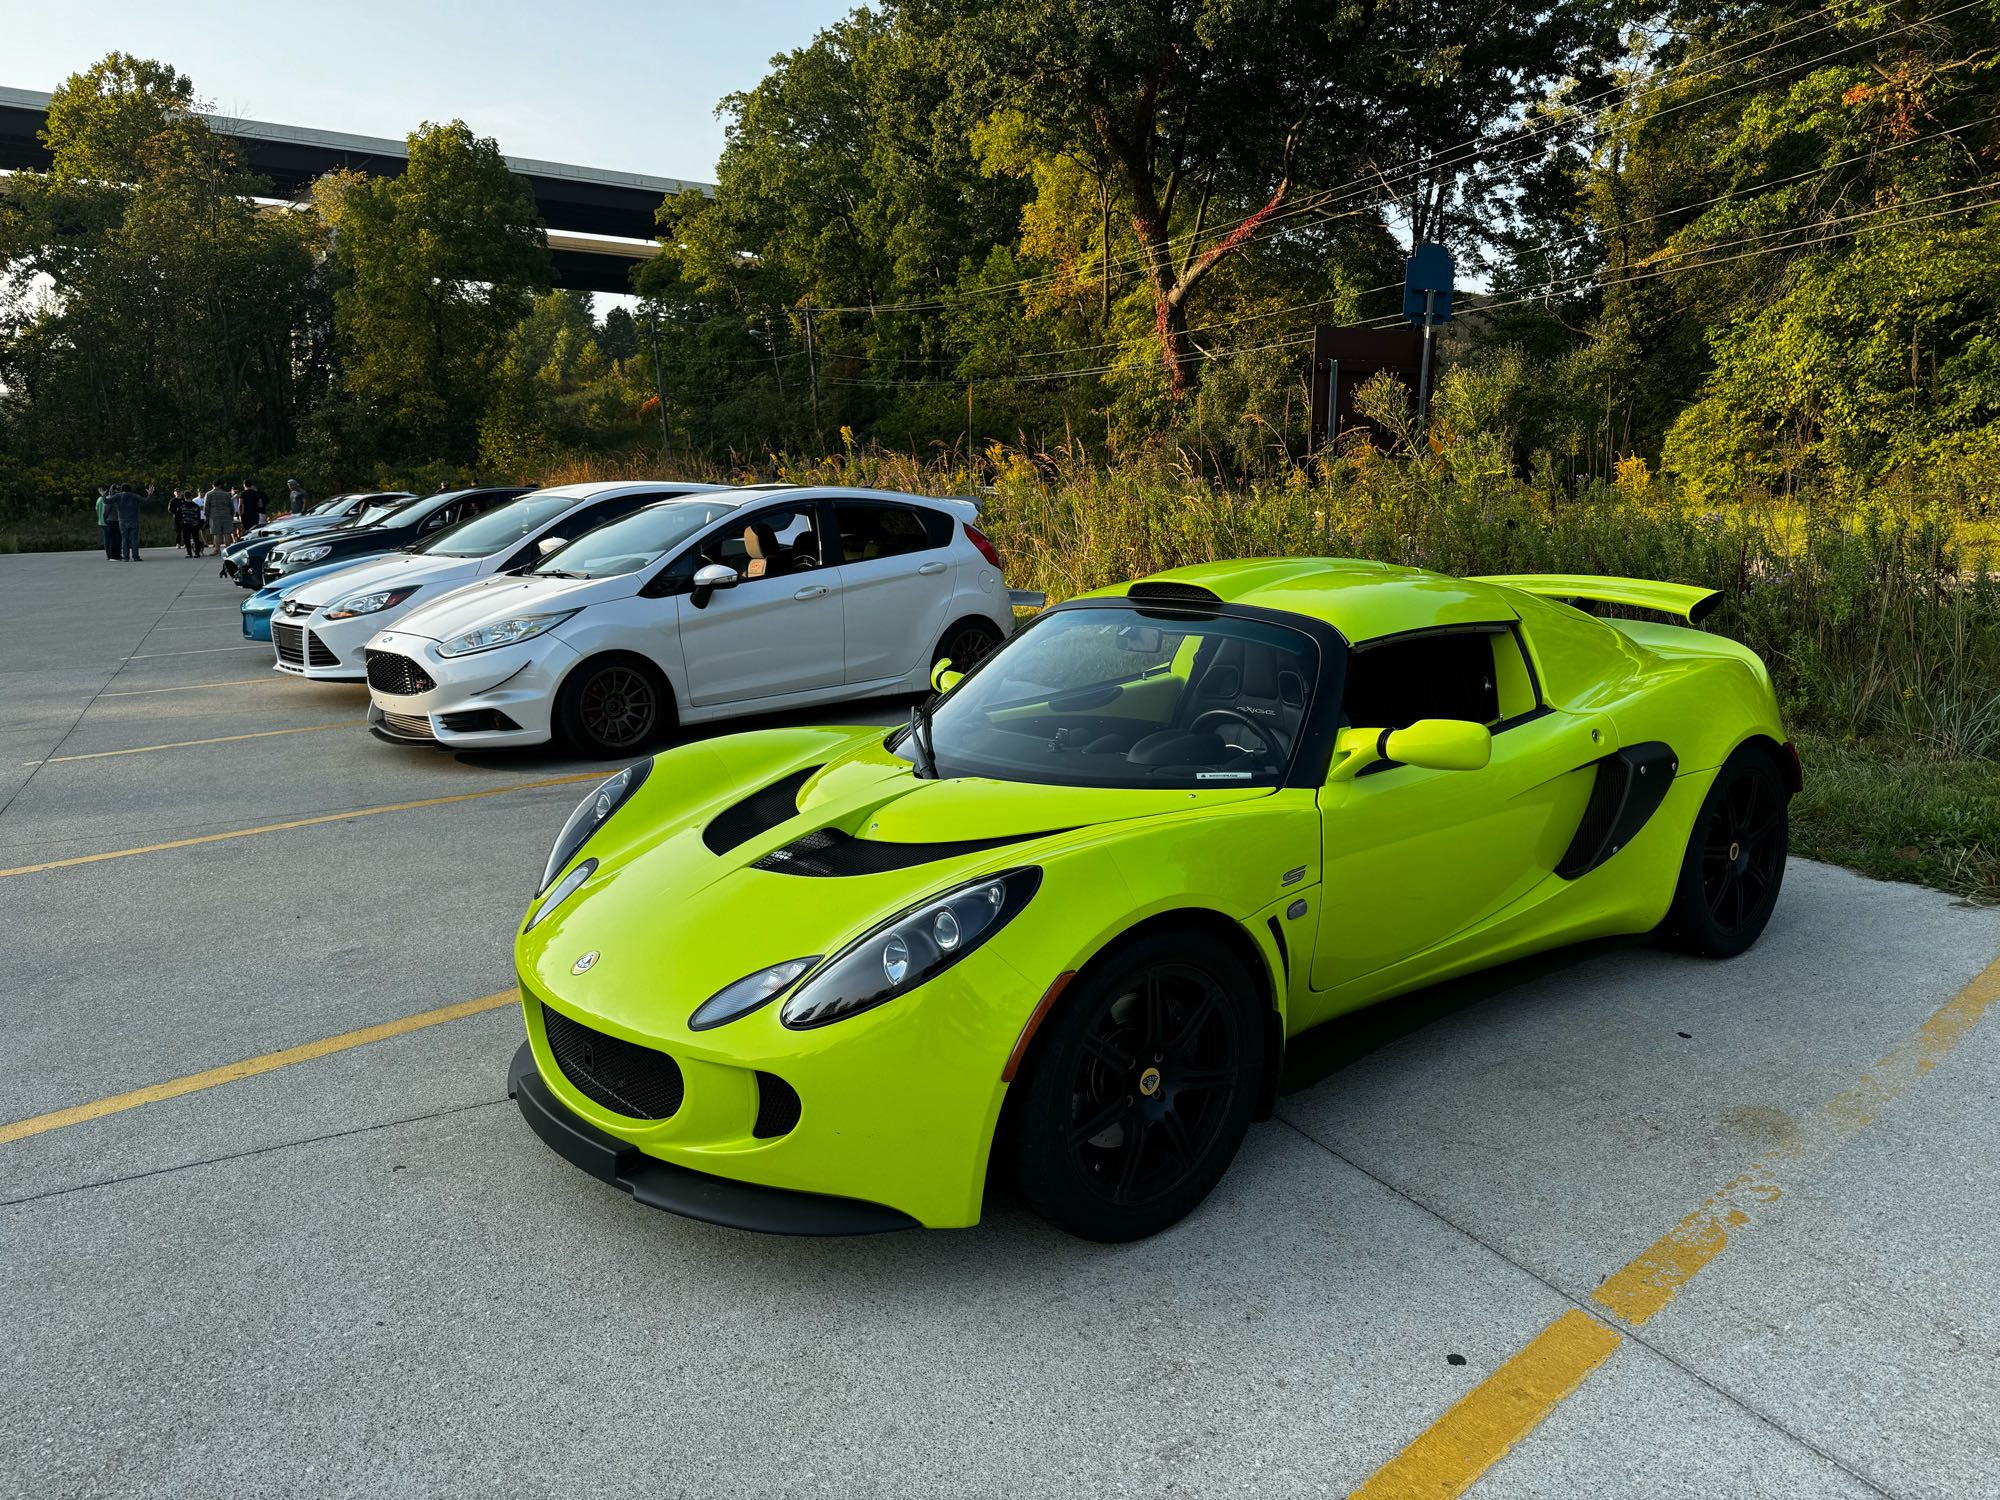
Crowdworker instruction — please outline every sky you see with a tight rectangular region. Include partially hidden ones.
[4,0,864,182]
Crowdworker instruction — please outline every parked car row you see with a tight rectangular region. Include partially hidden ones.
[238,480,1029,756]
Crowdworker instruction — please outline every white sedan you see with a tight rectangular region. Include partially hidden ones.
[361,486,1019,755]
[269,481,745,681]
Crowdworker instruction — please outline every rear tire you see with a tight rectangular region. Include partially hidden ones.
[1665,746,1789,958]
[554,655,673,759]
[1009,931,1262,1242]
[933,617,1002,677]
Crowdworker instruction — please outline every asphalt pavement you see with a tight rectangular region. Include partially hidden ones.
[3,546,1998,1499]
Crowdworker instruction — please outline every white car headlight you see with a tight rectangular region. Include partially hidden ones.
[438,610,579,658]
[289,544,332,564]
[325,586,419,621]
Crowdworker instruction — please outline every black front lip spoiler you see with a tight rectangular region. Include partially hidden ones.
[506,1041,918,1237]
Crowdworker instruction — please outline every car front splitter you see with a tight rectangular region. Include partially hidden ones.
[506,1041,918,1237]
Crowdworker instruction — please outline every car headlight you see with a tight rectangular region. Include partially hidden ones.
[526,858,595,930]
[289,544,332,564]
[325,585,419,621]
[539,758,652,892]
[439,610,579,658]
[689,956,822,1031]
[779,867,1042,1030]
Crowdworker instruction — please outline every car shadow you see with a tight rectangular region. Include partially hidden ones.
[1277,934,1644,1095]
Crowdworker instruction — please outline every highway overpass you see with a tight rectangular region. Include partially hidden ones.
[0,85,702,293]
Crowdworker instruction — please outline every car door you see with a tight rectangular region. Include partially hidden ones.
[670,501,845,706]
[830,500,955,684]
[1309,624,1604,994]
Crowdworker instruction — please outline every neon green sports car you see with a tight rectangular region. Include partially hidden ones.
[508,558,1797,1241]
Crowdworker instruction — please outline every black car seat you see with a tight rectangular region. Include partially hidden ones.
[1126,636,1307,767]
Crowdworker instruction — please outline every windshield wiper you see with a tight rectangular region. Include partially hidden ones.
[906,700,939,780]
[537,569,588,579]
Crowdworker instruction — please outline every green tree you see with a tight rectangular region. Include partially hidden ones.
[318,121,549,457]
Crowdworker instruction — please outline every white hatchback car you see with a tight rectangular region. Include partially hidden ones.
[269,481,745,681]
[362,486,1020,755]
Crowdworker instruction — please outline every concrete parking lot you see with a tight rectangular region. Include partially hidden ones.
[4,547,1999,1499]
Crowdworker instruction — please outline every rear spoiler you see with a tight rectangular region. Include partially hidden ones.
[1472,573,1722,625]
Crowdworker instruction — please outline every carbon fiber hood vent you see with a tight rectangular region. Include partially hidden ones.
[751,826,1058,877]
[702,765,821,855]
[1127,580,1221,604]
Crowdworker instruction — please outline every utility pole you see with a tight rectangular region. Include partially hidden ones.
[645,303,670,462]
[802,299,820,438]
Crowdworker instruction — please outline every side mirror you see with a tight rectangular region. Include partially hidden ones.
[1330,718,1491,780]
[536,536,567,556]
[930,658,964,695]
[690,562,739,609]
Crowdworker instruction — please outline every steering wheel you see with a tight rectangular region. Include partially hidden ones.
[791,549,820,571]
[1188,709,1282,758]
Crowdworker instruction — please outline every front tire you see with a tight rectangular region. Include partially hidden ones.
[554,656,672,758]
[933,617,1002,677]
[1009,931,1262,1242]
[1665,746,1789,958]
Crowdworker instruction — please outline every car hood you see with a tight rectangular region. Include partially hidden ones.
[291,552,478,609]
[390,571,635,643]
[252,514,341,540]
[516,726,1271,1044]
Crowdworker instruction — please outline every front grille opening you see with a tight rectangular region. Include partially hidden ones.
[378,710,436,741]
[272,621,305,665]
[752,1072,802,1139]
[702,765,821,855]
[540,1002,685,1120]
[1127,580,1221,604]
[365,650,437,696]
[438,708,520,733]
[304,630,339,668]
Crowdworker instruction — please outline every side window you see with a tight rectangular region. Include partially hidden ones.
[834,503,944,564]
[419,504,457,533]
[671,505,825,585]
[555,492,657,542]
[1341,629,1534,731]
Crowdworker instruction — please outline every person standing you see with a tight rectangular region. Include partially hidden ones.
[173,490,202,556]
[95,486,117,560]
[203,480,231,557]
[110,480,143,561]
[284,478,308,515]
[240,478,267,533]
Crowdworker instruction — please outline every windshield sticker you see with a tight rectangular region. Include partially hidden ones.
[1196,771,1253,780]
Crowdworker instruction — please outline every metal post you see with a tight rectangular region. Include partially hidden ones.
[1416,288,1437,438]
[802,300,820,437]
[647,305,670,461]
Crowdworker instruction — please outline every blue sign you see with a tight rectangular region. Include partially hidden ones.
[1403,243,1455,325]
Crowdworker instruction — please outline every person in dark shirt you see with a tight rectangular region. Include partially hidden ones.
[240,480,268,533]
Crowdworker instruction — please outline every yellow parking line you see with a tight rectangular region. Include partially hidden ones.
[127,645,269,659]
[1349,1311,1623,1500]
[28,722,357,766]
[0,991,520,1147]
[1347,949,2000,1497]
[100,677,280,697]
[0,772,599,879]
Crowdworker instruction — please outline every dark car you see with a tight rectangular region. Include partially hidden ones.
[263,487,536,584]
[223,491,414,588]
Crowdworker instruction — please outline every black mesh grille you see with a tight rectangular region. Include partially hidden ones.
[1127,580,1221,604]
[753,1072,802,1139]
[540,1003,685,1120]
[751,826,1041,877]
[305,630,340,667]
[703,766,821,855]
[272,621,305,665]
[366,650,436,696]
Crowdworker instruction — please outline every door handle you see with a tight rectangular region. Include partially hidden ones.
[917,561,947,575]
[794,584,829,600]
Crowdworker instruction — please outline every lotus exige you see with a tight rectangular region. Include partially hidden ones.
[508,558,1797,1241]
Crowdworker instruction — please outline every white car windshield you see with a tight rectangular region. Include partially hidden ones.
[902,607,1320,788]
[348,497,416,528]
[415,494,575,557]
[532,499,739,580]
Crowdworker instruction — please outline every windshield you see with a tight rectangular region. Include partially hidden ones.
[531,498,738,579]
[905,606,1321,788]
[414,494,574,557]
[347,496,418,529]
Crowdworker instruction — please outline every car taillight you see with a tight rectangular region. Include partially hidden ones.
[964,523,1003,570]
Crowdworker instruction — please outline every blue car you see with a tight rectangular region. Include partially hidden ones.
[241,560,378,641]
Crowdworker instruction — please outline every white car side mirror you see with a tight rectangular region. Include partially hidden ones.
[690,562,740,608]
[537,537,567,556]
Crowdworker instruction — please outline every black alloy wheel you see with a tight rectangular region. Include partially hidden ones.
[557,658,669,757]
[1666,747,1789,958]
[936,619,1002,675]
[1010,931,1260,1241]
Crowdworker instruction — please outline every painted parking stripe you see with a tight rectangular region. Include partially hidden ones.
[99,677,282,697]
[0,990,519,1147]
[0,772,599,879]
[1346,949,2000,1498]
[25,722,358,766]
[1348,1311,1622,1499]
[126,644,271,659]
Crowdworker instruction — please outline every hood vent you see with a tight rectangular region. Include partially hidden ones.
[1128,580,1221,605]
[752,826,1054,878]
[702,765,821,855]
